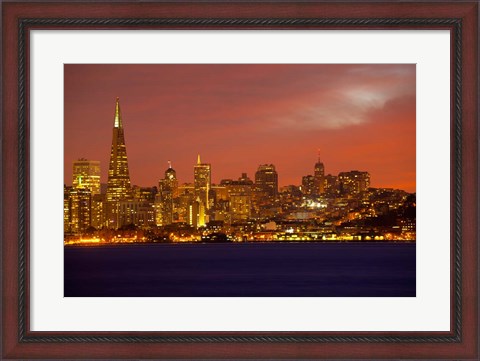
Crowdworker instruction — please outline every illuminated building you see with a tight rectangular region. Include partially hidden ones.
[132,186,157,203]
[338,171,370,195]
[324,174,338,196]
[90,194,104,229]
[209,184,229,221]
[279,185,302,207]
[176,183,195,223]
[193,154,211,210]
[178,183,194,196]
[106,97,132,228]
[156,162,178,226]
[164,161,179,197]
[64,186,92,234]
[211,184,229,202]
[118,186,157,227]
[64,185,71,233]
[255,164,278,200]
[66,158,103,229]
[222,173,253,222]
[313,151,325,195]
[154,198,163,226]
[189,197,206,228]
[72,159,101,195]
[301,175,315,196]
[119,200,156,228]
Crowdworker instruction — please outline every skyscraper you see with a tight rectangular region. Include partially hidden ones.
[106,97,132,228]
[224,173,253,222]
[71,158,102,229]
[324,174,338,196]
[193,154,211,210]
[313,151,325,195]
[255,164,278,200]
[189,197,206,229]
[156,161,178,226]
[72,158,100,195]
[301,175,316,197]
[64,185,92,234]
[163,161,179,198]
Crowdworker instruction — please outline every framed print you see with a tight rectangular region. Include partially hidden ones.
[1,1,478,360]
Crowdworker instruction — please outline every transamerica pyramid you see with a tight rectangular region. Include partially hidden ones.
[106,97,131,228]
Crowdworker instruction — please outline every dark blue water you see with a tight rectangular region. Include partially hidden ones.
[64,242,415,297]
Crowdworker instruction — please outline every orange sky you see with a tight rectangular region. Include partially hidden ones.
[64,64,416,192]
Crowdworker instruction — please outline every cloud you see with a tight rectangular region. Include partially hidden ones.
[269,86,408,131]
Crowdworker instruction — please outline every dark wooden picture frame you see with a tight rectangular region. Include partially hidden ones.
[2,1,478,359]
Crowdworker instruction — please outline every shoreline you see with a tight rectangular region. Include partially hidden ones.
[64,239,416,248]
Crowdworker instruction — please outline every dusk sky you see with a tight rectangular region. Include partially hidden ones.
[64,64,415,192]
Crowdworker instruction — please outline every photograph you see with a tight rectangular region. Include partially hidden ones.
[3,1,478,359]
[64,64,416,297]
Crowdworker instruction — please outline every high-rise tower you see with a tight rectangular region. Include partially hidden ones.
[314,150,325,195]
[72,158,101,195]
[193,154,211,210]
[156,161,179,226]
[71,158,102,230]
[163,160,179,198]
[255,164,278,200]
[106,97,132,228]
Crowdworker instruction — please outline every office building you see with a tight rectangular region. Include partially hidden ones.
[255,164,278,200]
[106,97,132,228]
[156,162,178,226]
[72,159,101,195]
[64,186,92,234]
[313,152,325,195]
[301,175,316,196]
[338,170,370,195]
[222,173,253,222]
[193,154,211,210]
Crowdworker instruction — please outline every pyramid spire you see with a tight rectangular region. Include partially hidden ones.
[114,97,122,128]
[317,148,321,162]
[106,97,131,228]
[197,154,201,165]
[168,160,172,169]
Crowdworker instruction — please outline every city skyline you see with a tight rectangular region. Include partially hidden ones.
[64,64,416,191]
[65,96,414,240]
